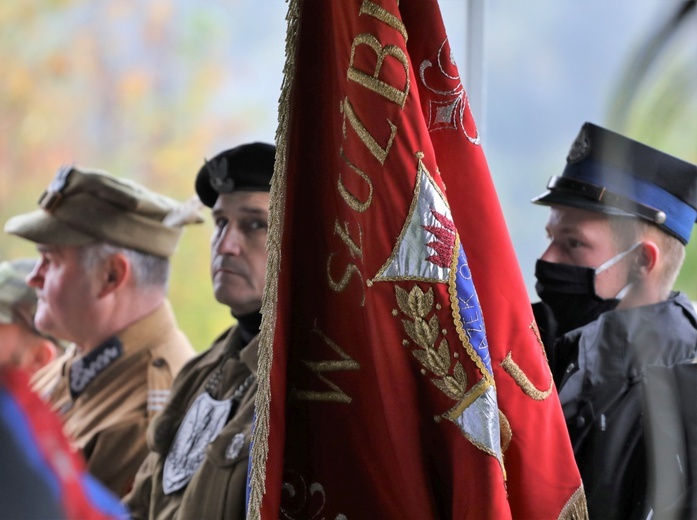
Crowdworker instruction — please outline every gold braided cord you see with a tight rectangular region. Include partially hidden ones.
[557,485,589,520]
[247,0,299,517]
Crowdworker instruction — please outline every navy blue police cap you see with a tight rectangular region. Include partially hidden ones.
[195,142,275,208]
[532,122,697,244]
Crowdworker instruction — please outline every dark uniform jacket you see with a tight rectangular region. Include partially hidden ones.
[550,292,697,519]
[125,326,258,520]
[642,361,697,519]
[31,301,195,497]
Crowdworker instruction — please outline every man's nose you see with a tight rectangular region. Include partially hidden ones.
[26,260,44,288]
[539,244,559,263]
[217,226,243,255]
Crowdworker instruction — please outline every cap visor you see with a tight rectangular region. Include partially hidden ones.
[4,210,96,246]
[531,190,634,217]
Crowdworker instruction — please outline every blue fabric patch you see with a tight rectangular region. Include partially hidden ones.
[454,245,492,375]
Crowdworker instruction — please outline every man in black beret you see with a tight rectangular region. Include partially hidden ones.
[126,142,274,520]
[531,122,697,518]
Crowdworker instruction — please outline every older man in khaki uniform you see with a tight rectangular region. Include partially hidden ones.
[125,142,274,520]
[3,166,199,498]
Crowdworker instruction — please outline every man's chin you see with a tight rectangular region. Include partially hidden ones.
[214,290,260,316]
[34,314,55,339]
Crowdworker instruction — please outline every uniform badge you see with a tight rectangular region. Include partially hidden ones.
[205,157,234,194]
[69,337,123,398]
[162,392,232,495]
[40,164,74,211]
[225,433,245,460]
[567,126,591,164]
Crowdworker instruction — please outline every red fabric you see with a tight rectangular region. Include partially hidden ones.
[258,0,583,518]
[2,368,118,520]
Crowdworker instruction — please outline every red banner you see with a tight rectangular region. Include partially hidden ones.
[249,1,586,518]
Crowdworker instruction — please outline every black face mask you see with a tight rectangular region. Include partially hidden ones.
[534,259,620,338]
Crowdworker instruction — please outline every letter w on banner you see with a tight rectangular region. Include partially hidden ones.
[249,0,587,518]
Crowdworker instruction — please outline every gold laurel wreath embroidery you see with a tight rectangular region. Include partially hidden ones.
[395,285,467,401]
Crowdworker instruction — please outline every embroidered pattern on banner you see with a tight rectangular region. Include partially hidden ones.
[501,352,553,401]
[371,154,453,285]
[373,152,503,466]
[395,285,467,401]
[69,337,124,398]
[419,38,481,145]
[280,469,347,520]
[419,38,480,144]
[395,284,503,467]
[446,233,504,469]
[162,392,231,495]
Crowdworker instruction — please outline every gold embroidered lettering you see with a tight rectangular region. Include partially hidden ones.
[341,97,397,165]
[334,219,363,259]
[347,33,409,108]
[359,1,407,43]
[338,148,374,212]
[292,323,360,403]
[327,253,365,306]
[501,352,553,401]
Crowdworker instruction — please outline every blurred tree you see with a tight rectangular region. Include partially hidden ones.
[0,1,284,349]
[607,0,697,299]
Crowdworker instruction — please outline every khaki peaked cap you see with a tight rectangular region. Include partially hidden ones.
[4,166,202,258]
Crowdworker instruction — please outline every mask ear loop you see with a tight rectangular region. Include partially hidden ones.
[595,242,642,274]
[595,242,642,300]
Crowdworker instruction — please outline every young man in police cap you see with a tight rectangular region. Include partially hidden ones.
[125,142,274,520]
[3,166,200,497]
[0,258,59,373]
[531,122,697,518]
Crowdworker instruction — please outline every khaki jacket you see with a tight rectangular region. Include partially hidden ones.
[125,327,258,520]
[31,301,195,497]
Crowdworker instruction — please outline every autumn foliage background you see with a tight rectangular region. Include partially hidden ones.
[1,1,695,350]
[0,2,286,348]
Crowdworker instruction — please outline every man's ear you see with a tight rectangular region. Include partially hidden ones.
[635,240,659,278]
[26,339,57,373]
[13,333,57,374]
[98,253,130,297]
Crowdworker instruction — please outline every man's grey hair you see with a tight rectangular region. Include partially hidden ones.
[608,215,686,296]
[78,242,170,289]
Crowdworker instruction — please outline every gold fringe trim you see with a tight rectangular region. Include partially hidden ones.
[557,485,589,520]
[247,0,300,517]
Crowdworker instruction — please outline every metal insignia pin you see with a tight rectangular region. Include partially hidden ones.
[48,164,73,194]
[567,127,591,164]
[205,157,234,193]
[40,164,74,211]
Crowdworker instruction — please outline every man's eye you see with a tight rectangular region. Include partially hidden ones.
[215,217,228,229]
[245,219,268,232]
[567,239,582,249]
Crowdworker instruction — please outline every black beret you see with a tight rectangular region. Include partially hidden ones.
[532,122,697,244]
[195,142,276,208]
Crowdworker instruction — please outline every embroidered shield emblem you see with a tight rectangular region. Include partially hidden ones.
[162,392,232,494]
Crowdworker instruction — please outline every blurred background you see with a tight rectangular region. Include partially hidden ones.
[1,0,695,350]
